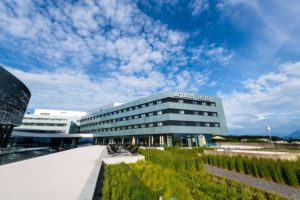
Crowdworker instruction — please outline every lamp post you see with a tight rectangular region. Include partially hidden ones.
[266,124,276,153]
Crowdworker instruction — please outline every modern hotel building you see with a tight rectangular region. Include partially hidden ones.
[80,92,227,147]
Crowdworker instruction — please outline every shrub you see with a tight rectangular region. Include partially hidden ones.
[102,149,288,200]
[235,156,245,173]
[281,164,298,186]
[101,163,160,200]
[201,154,300,187]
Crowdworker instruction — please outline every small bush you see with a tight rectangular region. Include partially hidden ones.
[202,154,300,187]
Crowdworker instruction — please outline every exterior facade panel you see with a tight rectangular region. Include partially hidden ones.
[0,66,31,148]
[14,109,87,134]
[80,92,227,147]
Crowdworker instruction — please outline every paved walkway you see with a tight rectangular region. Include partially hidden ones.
[0,146,106,200]
[205,165,300,200]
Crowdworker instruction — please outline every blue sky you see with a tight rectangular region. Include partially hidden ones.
[1,0,300,136]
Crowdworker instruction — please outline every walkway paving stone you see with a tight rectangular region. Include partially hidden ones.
[205,165,300,200]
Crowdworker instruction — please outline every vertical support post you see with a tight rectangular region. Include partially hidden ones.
[60,138,64,150]
[71,138,77,148]
[167,135,172,147]
[187,135,192,147]
[194,135,199,147]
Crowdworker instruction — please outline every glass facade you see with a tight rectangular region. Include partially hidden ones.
[81,92,227,147]
[0,66,31,148]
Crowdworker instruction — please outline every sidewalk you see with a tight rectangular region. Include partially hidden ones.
[0,146,106,200]
[205,165,300,200]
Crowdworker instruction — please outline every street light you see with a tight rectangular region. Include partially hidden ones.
[265,124,276,153]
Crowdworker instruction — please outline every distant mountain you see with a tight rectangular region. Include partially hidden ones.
[288,129,300,139]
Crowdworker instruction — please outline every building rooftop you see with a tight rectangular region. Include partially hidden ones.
[31,109,87,117]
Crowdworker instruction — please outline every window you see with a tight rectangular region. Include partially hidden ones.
[192,100,197,104]
[135,106,139,110]
[141,124,146,128]
[178,99,184,103]
[122,127,126,130]
[129,116,132,120]
[135,115,139,119]
[134,125,138,129]
[180,121,186,126]
[211,102,216,107]
[149,123,154,127]
[141,114,146,118]
[212,113,217,117]
[157,111,162,115]
[157,100,162,104]
[179,110,185,114]
[123,117,126,121]
[128,126,132,129]
[149,102,153,106]
[194,111,199,115]
[142,104,146,108]
[157,122,163,126]
[205,123,210,127]
[203,112,208,116]
[195,122,200,126]
[129,107,132,111]
[149,112,153,116]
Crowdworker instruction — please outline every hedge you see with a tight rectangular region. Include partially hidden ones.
[202,154,300,187]
[101,148,287,200]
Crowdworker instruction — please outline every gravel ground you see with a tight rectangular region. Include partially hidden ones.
[205,165,300,200]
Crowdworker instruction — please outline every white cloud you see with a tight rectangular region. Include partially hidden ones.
[5,65,211,111]
[219,61,300,134]
[0,0,232,69]
[188,0,209,16]
[0,0,234,120]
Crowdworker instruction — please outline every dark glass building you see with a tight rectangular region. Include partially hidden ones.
[0,66,31,148]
